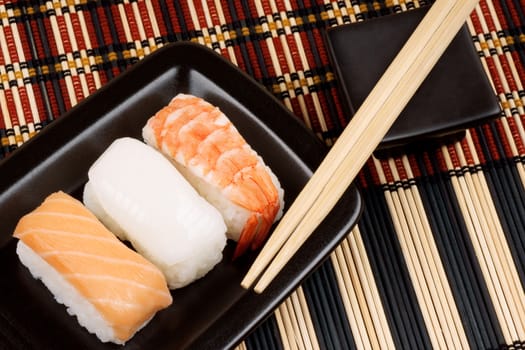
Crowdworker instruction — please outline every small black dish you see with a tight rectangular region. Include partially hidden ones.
[325,5,501,157]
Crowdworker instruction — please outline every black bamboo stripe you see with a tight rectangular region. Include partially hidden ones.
[245,327,263,349]
[262,314,283,350]
[494,23,525,60]
[484,160,525,282]
[102,2,136,72]
[475,123,525,286]
[416,150,505,348]
[157,0,181,44]
[510,0,525,24]
[171,0,191,41]
[84,1,116,81]
[17,1,53,124]
[508,0,525,43]
[157,0,174,43]
[499,0,525,68]
[226,0,256,79]
[296,0,345,138]
[245,314,283,350]
[357,171,431,349]
[239,0,281,92]
[263,316,283,350]
[29,0,66,118]
[302,261,356,349]
[485,123,525,265]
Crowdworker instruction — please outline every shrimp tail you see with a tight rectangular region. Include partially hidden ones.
[232,214,260,259]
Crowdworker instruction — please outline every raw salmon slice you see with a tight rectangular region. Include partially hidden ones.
[13,191,172,344]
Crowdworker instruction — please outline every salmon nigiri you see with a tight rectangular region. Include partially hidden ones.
[143,93,285,258]
[13,191,172,345]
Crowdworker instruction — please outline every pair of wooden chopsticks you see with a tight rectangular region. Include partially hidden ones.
[242,0,480,293]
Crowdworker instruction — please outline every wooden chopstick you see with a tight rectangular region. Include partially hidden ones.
[241,0,480,293]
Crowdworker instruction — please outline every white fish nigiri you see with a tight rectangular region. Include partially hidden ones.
[83,137,227,289]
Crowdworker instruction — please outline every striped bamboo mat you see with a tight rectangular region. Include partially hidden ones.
[1,0,524,349]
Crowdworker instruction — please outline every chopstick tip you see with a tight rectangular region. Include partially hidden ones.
[253,285,265,294]
[253,278,270,294]
[240,278,253,290]
[240,271,268,293]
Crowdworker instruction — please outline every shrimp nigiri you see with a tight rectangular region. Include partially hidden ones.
[143,93,284,258]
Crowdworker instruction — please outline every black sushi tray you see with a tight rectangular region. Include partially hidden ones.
[0,42,362,350]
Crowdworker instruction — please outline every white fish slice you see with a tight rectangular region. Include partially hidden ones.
[84,137,227,289]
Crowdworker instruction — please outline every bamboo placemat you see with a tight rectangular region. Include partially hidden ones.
[1,0,524,349]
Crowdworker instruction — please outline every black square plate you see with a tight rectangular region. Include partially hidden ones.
[0,42,362,349]
[325,6,501,155]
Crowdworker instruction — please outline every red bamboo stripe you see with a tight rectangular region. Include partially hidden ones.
[68,9,99,94]
[469,128,488,164]
[407,153,422,178]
